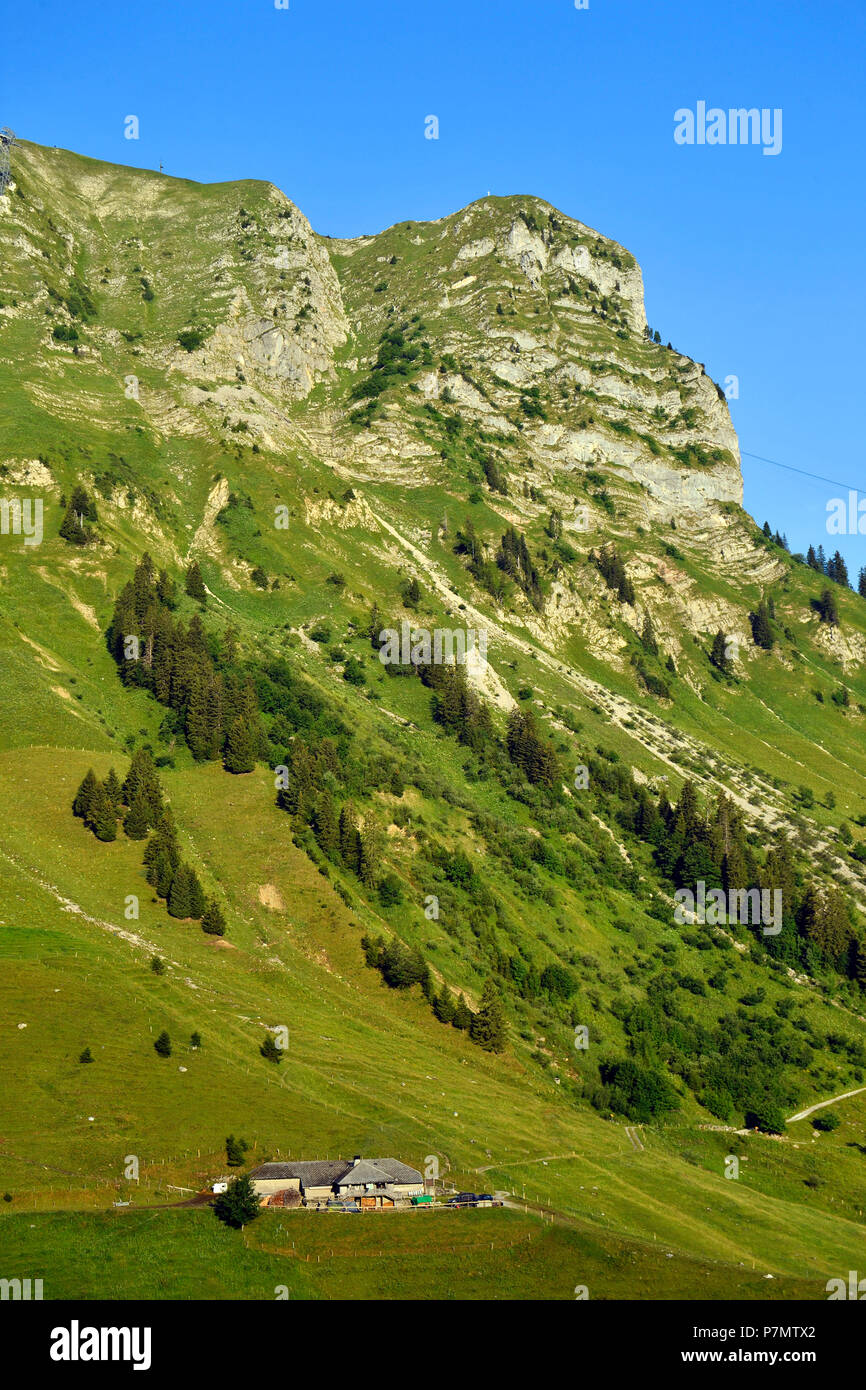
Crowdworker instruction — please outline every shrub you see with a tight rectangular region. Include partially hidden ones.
[812,1111,840,1132]
[177,328,205,352]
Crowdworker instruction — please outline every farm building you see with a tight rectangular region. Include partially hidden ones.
[247,1155,425,1208]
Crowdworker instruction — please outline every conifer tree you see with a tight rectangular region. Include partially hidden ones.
[201,899,226,936]
[260,1033,282,1064]
[154,1031,172,1057]
[223,716,256,774]
[73,768,99,820]
[818,587,839,626]
[433,984,456,1025]
[185,670,216,761]
[156,569,177,608]
[830,551,849,587]
[185,561,207,604]
[452,997,474,1031]
[358,822,383,887]
[750,601,774,650]
[104,767,123,807]
[122,749,163,821]
[225,1134,247,1166]
[167,863,194,918]
[470,979,507,1053]
[640,612,659,657]
[339,802,361,872]
[187,866,205,919]
[90,783,118,842]
[123,796,151,840]
[59,485,95,545]
[710,629,732,675]
[312,791,340,859]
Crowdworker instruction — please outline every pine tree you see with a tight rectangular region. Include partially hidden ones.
[123,796,151,840]
[185,561,207,604]
[223,716,256,774]
[156,569,177,608]
[433,984,456,1024]
[186,866,206,920]
[452,997,474,1031]
[260,1033,282,1064]
[73,769,99,820]
[154,1031,172,1057]
[859,567,866,599]
[185,670,216,762]
[640,612,659,657]
[339,802,361,872]
[469,979,507,1053]
[201,899,226,936]
[167,864,194,918]
[358,822,383,887]
[59,485,95,545]
[104,768,123,807]
[312,791,340,859]
[122,749,163,820]
[750,601,774,650]
[147,846,176,898]
[818,587,839,626]
[710,629,731,675]
[831,551,849,588]
[90,784,118,842]
[225,1134,247,1167]
[79,1047,94,1063]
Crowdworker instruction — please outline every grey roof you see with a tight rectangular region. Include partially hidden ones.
[374,1158,424,1184]
[336,1157,423,1187]
[248,1160,350,1188]
[249,1156,423,1190]
[335,1160,395,1188]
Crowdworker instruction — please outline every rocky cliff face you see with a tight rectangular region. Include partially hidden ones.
[2,145,741,521]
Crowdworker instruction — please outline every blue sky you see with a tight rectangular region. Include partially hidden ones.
[4,0,864,578]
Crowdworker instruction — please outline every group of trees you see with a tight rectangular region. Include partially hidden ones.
[73,748,170,846]
[107,554,264,770]
[72,748,226,934]
[591,544,635,605]
[349,318,432,406]
[59,485,98,546]
[421,661,493,751]
[496,526,543,611]
[629,776,866,982]
[804,542,862,592]
[506,708,559,787]
[454,519,510,605]
[276,737,386,889]
[361,933,507,1052]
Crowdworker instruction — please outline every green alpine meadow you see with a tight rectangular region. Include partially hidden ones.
[2,137,866,1303]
